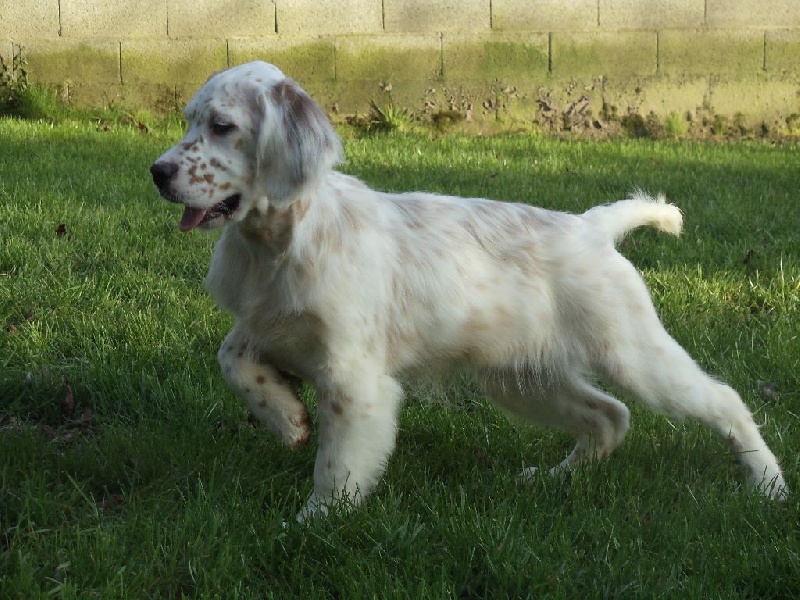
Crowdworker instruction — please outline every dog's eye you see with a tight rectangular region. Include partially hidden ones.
[211,119,236,136]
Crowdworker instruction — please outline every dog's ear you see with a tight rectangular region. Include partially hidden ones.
[256,78,343,205]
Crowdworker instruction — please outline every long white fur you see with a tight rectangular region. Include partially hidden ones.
[152,61,787,521]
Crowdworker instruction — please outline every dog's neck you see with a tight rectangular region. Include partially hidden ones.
[236,195,312,255]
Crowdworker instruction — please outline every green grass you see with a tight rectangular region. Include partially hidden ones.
[1,119,799,598]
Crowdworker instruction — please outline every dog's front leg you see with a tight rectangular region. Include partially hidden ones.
[296,370,404,521]
[217,328,311,448]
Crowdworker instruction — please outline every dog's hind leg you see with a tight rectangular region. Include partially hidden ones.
[594,269,787,498]
[484,372,631,479]
[218,327,311,449]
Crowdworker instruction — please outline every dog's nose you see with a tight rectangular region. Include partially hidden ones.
[150,161,178,189]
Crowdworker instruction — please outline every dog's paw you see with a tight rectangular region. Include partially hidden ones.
[518,464,571,483]
[758,474,789,501]
[295,493,329,523]
[517,466,538,483]
[281,407,312,449]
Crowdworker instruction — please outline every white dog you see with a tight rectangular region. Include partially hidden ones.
[151,61,786,520]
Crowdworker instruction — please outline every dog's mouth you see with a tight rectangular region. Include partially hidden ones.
[179,194,242,232]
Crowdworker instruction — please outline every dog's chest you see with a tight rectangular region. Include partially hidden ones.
[205,231,327,377]
[205,229,284,316]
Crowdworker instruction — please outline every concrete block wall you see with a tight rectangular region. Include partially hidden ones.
[1,1,800,131]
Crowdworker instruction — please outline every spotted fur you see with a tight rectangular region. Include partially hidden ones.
[151,61,787,521]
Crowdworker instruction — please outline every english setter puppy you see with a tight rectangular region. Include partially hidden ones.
[151,61,786,520]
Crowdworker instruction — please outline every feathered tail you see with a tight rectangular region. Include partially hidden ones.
[581,191,683,244]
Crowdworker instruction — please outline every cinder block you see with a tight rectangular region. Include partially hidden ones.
[229,38,335,82]
[61,0,167,39]
[660,30,764,77]
[552,32,657,78]
[604,76,710,117]
[766,30,800,74]
[492,0,598,32]
[710,77,800,120]
[599,0,704,30]
[68,82,123,108]
[332,35,442,117]
[443,33,548,82]
[119,82,181,112]
[706,0,800,29]
[336,35,442,82]
[121,40,227,87]
[384,0,490,33]
[0,0,60,39]
[277,0,382,35]
[21,40,120,84]
[169,0,275,38]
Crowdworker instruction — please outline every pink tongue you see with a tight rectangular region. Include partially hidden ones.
[179,206,208,232]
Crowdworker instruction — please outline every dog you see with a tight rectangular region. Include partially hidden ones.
[151,61,787,520]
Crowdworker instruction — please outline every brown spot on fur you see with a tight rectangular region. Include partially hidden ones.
[210,158,221,168]
[256,375,266,384]
[464,314,490,334]
[330,402,344,415]
[241,204,295,250]
[293,196,311,222]
[258,400,267,408]
[729,436,744,453]
[203,173,215,184]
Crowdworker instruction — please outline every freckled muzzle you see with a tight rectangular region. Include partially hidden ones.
[150,160,242,232]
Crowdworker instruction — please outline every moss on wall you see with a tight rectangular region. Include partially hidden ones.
[8,31,800,133]
[22,41,120,85]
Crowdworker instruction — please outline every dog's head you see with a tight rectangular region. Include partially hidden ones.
[150,61,342,232]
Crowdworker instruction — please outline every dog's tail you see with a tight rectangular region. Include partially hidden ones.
[582,191,683,244]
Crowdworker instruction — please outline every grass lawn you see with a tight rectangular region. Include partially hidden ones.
[1,118,799,598]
